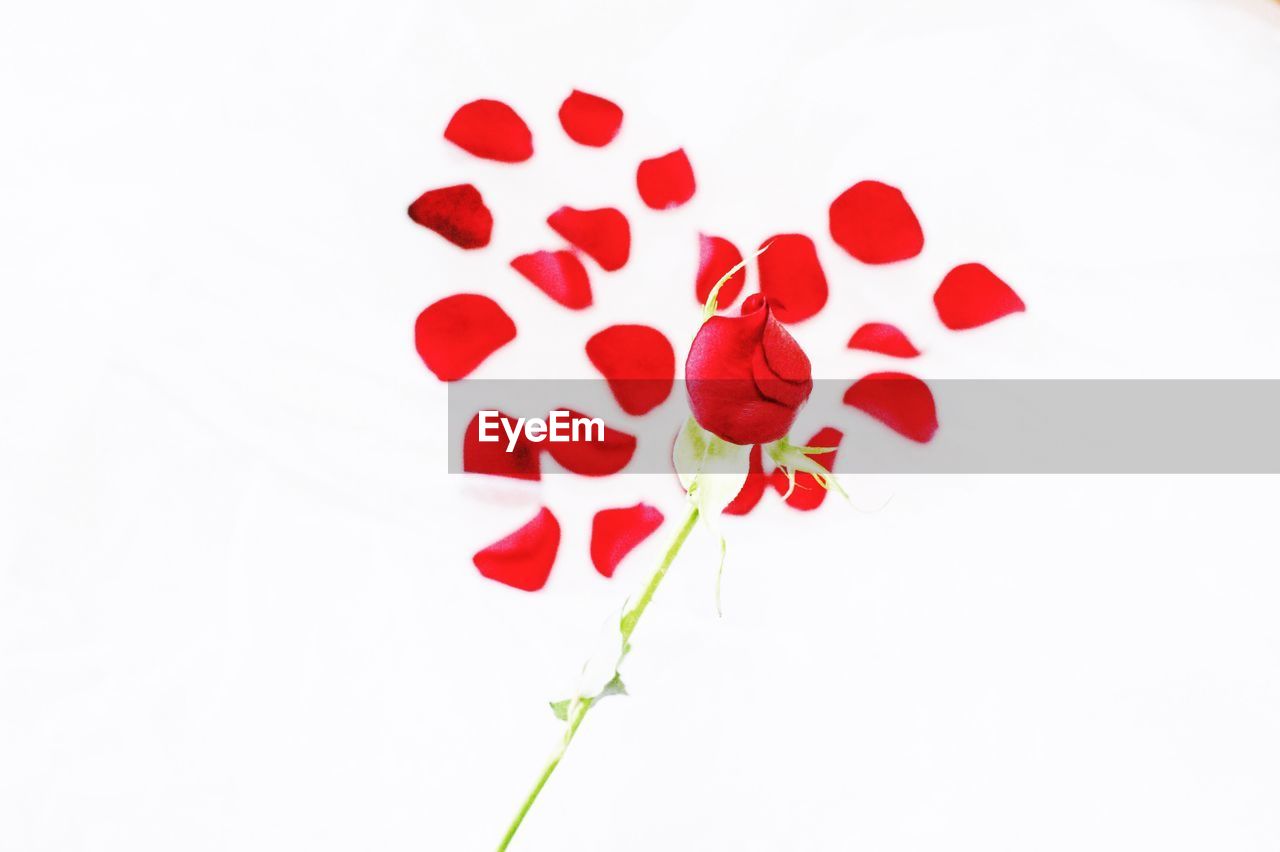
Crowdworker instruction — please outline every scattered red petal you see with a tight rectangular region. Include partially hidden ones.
[472,507,560,591]
[585,325,675,415]
[636,149,696,210]
[590,503,664,578]
[847,322,921,358]
[757,234,829,323]
[462,411,541,481]
[443,99,533,163]
[843,372,938,443]
[510,250,593,309]
[558,90,623,147]
[934,263,1025,330]
[543,410,636,475]
[829,180,924,264]
[724,444,768,515]
[407,184,493,249]
[770,427,842,511]
[696,234,746,309]
[414,294,516,381]
[547,206,630,271]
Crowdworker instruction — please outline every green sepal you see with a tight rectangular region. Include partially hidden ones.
[701,242,771,319]
[765,436,847,500]
[548,673,628,722]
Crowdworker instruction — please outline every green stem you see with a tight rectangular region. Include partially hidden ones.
[496,504,700,852]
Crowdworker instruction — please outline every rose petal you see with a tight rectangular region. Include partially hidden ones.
[414,294,516,381]
[510,250,592,309]
[761,311,813,383]
[696,234,746,309]
[472,507,560,591]
[770,427,842,511]
[843,372,938,443]
[462,411,541,481]
[585,325,675,415]
[543,409,636,476]
[407,184,493,249]
[443,99,533,163]
[590,503,664,578]
[847,322,921,358]
[547,206,630,271]
[829,180,924,264]
[752,346,809,408]
[636,149,695,210]
[934,263,1025,330]
[757,234,828,323]
[724,444,767,515]
[558,89,623,147]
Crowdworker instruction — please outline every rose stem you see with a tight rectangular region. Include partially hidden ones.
[496,505,700,851]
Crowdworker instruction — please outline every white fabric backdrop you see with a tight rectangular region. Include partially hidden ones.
[4,0,1280,848]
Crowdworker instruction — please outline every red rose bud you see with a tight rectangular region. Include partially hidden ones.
[684,293,813,445]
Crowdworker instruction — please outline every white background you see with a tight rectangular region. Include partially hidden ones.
[4,0,1280,849]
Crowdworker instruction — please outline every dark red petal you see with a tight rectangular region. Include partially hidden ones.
[829,180,924,264]
[407,184,493,249]
[757,234,829,323]
[443,99,533,163]
[472,507,560,591]
[546,206,630,271]
[414,294,516,381]
[847,322,921,358]
[543,410,636,476]
[590,503,664,578]
[843,372,938,443]
[724,444,767,515]
[934,263,1025,330]
[770,427,842,511]
[462,411,541,481]
[510,250,593,309]
[696,234,746,309]
[558,90,623,147]
[636,149,696,210]
[585,324,675,415]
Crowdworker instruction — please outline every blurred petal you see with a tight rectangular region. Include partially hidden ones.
[586,325,675,415]
[829,180,923,263]
[473,507,560,591]
[462,411,541,481]
[558,89,623,147]
[757,234,828,323]
[636,149,695,210]
[847,322,921,358]
[547,206,630,271]
[414,294,516,381]
[510,250,593,309]
[696,234,746,309]
[934,263,1025,330]
[843,372,938,443]
[590,503,664,578]
[444,99,533,162]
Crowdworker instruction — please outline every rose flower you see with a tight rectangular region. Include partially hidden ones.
[684,293,813,445]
